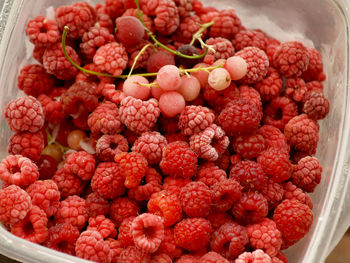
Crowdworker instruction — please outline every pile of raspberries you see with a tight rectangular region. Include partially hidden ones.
[0,0,329,263]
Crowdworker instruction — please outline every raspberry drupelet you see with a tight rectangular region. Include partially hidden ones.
[64,151,96,181]
[5,96,44,133]
[255,67,283,102]
[55,195,88,229]
[196,162,226,187]
[283,182,313,209]
[37,94,65,125]
[203,37,235,64]
[232,132,266,159]
[154,0,180,36]
[87,215,117,239]
[110,197,140,227]
[292,156,322,193]
[235,249,272,263]
[85,192,110,217]
[52,167,86,198]
[211,178,242,212]
[25,15,59,47]
[96,134,129,162]
[8,131,44,162]
[233,29,268,51]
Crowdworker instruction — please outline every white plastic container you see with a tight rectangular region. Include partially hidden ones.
[0,0,350,262]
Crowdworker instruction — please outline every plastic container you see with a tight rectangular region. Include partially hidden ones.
[0,0,350,262]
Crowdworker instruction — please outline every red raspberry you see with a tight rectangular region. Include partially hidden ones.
[104,0,125,19]
[43,43,81,80]
[17,64,54,97]
[179,181,212,218]
[25,15,59,47]
[87,215,117,239]
[93,42,128,76]
[230,160,268,192]
[44,223,80,255]
[273,41,309,78]
[257,148,292,183]
[154,0,180,35]
[259,179,284,210]
[301,47,325,82]
[173,0,193,17]
[33,45,46,63]
[164,132,188,144]
[26,180,60,217]
[189,124,229,162]
[283,182,313,209]
[263,96,298,131]
[132,132,168,164]
[177,255,200,263]
[140,0,159,16]
[156,227,182,259]
[173,15,201,44]
[196,163,226,187]
[274,252,288,263]
[239,85,263,112]
[100,82,127,104]
[257,125,290,152]
[96,134,129,162]
[265,38,280,65]
[306,79,325,93]
[207,212,233,230]
[160,141,197,179]
[302,90,330,120]
[200,252,229,263]
[255,67,283,102]
[0,155,39,187]
[235,47,269,84]
[200,9,242,39]
[119,96,160,134]
[285,78,307,102]
[64,151,96,181]
[284,114,319,154]
[192,0,203,14]
[5,96,44,133]
[151,254,172,263]
[292,156,322,193]
[52,167,86,198]
[147,190,182,227]
[214,149,230,171]
[232,192,268,225]
[218,98,262,136]
[235,249,272,263]
[211,178,242,212]
[233,29,268,51]
[162,176,191,196]
[232,132,265,159]
[75,230,112,263]
[273,200,313,244]
[174,217,212,251]
[8,131,44,162]
[85,192,110,217]
[118,216,136,247]
[91,162,125,199]
[37,94,65,125]
[55,195,88,229]
[110,197,140,227]
[55,2,96,39]
[203,37,235,64]
[95,3,114,33]
[11,205,48,244]
[118,246,151,263]
[0,185,32,225]
[128,167,162,201]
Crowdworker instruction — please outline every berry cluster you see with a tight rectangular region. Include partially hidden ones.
[0,0,330,263]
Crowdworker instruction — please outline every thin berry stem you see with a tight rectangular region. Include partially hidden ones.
[128,43,153,78]
[189,21,215,47]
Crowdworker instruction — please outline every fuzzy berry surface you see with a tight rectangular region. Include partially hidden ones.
[55,195,88,229]
[292,156,322,193]
[8,131,44,162]
[96,134,129,162]
[64,151,96,181]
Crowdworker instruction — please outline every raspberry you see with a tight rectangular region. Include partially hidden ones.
[230,160,268,192]
[17,64,54,97]
[128,167,162,201]
[5,96,44,133]
[196,163,226,187]
[87,215,117,239]
[232,132,266,159]
[265,38,280,65]
[26,180,60,217]
[105,0,125,19]
[0,155,39,187]
[75,230,112,263]
[218,98,262,136]
[55,2,96,39]
[154,0,180,36]
[44,223,80,255]
[200,252,229,263]
[110,197,140,227]
[33,45,46,63]
[210,222,248,260]
[263,96,298,131]
[273,200,313,244]
[37,94,65,125]
[119,96,161,134]
[0,185,32,225]
[52,167,85,198]
[43,43,81,80]
[177,255,200,263]
[285,78,307,102]
[246,218,282,257]
[132,132,168,164]
[174,217,212,251]
[151,254,172,263]
[235,47,269,84]
[200,9,242,39]
[301,47,325,82]
[131,213,165,253]
[284,114,319,154]
[106,238,123,263]
[118,216,136,247]
[80,26,115,59]
[179,181,212,218]
[162,176,191,196]
[232,192,268,225]
[257,148,292,183]
[118,246,151,263]
[64,151,96,181]
[156,227,182,259]
[211,178,242,213]
[8,131,44,162]
[235,249,272,263]
[255,67,283,101]
[233,29,268,51]
[259,179,284,210]
[55,195,88,229]
[95,3,114,33]
[173,15,201,44]
[174,0,193,17]
[257,125,290,152]
[147,190,182,227]
[25,15,59,47]
[302,90,330,120]
[100,82,127,104]
[292,156,322,193]
[11,205,48,244]
[189,124,229,161]
[204,82,240,113]
[91,162,125,199]
[273,41,309,78]
[283,182,313,209]
[93,42,128,76]
[203,37,235,64]
[85,192,110,217]
[96,134,129,162]
[140,0,160,16]
[239,85,263,112]
[160,142,197,179]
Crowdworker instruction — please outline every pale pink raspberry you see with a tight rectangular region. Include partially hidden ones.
[96,134,129,162]
[204,37,235,65]
[100,82,127,104]
[154,0,180,35]
[235,249,272,263]
[25,15,59,47]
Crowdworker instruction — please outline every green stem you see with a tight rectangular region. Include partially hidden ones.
[45,128,70,154]
[128,43,153,78]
